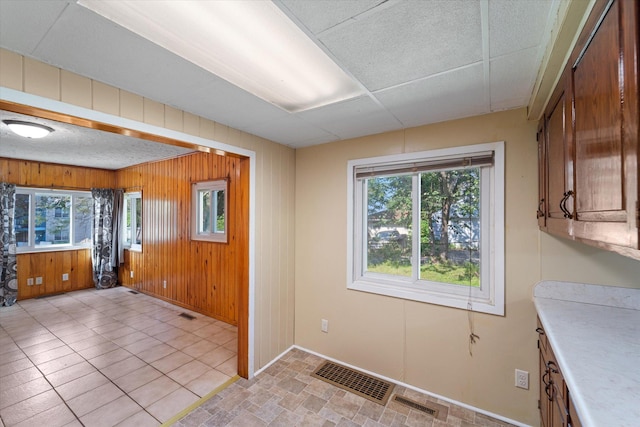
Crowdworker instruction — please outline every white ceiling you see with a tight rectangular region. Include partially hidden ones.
[0,0,560,165]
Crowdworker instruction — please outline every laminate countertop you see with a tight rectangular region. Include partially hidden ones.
[533,281,640,427]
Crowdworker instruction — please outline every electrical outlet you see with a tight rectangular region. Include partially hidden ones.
[515,369,529,389]
[35,277,43,285]
[163,280,167,289]
[130,271,134,278]
[321,319,329,333]
[62,273,69,281]
[27,278,34,286]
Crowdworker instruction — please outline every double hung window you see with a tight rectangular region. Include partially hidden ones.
[347,142,504,315]
[15,188,93,252]
[192,180,227,243]
[123,192,142,251]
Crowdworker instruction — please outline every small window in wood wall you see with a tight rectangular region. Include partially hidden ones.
[192,180,227,243]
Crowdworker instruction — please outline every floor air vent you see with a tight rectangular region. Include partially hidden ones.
[179,312,196,320]
[392,395,448,421]
[128,290,139,294]
[311,361,394,405]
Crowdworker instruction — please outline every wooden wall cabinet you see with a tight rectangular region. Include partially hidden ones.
[538,0,639,259]
[537,319,582,427]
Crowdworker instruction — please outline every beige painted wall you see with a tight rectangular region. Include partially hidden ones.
[294,107,640,425]
[0,48,296,370]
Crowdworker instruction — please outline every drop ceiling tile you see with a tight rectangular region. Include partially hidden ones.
[33,3,220,108]
[277,0,385,34]
[243,115,339,148]
[489,0,554,58]
[319,0,482,91]
[375,63,488,128]
[0,0,69,54]
[296,96,401,140]
[169,79,292,139]
[490,47,539,111]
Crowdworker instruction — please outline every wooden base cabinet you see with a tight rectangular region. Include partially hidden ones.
[537,318,583,427]
[537,0,639,259]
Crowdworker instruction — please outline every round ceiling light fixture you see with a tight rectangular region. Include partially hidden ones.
[2,119,54,139]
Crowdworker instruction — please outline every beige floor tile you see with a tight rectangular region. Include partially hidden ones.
[167,359,211,386]
[182,339,219,359]
[165,332,201,349]
[67,334,109,352]
[29,344,75,365]
[79,395,142,427]
[209,329,237,346]
[88,348,133,369]
[185,369,232,397]
[192,323,224,339]
[13,402,76,427]
[100,325,137,340]
[45,361,96,387]
[129,375,181,408]
[91,321,124,335]
[112,331,150,347]
[227,412,268,427]
[37,353,84,375]
[198,346,235,369]
[0,357,34,378]
[146,387,199,423]
[0,376,52,410]
[55,370,109,401]
[123,336,162,355]
[0,349,27,366]
[151,351,194,373]
[21,338,66,356]
[136,343,177,364]
[112,365,163,393]
[77,340,119,360]
[216,355,238,377]
[223,338,238,351]
[15,333,58,349]
[59,329,99,345]
[114,410,161,427]
[0,389,64,426]
[66,382,124,417]
[100,355,147,380]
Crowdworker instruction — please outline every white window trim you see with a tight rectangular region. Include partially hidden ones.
[15,187,93,254]
[191,180,228,243]
[346,142,505,316]
[123,191,142,252]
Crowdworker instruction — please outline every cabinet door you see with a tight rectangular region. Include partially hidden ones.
[537,121,547,230]
[545,70,573,237]
[539,348,552,427]
[571,0,638,248]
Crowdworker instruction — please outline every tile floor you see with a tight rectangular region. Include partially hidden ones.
[174,348,517,427]
[0,287,237,427]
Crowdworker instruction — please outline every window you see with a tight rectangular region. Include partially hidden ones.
[14,188,93,252]
[123,192,142,251]
[192,180,227,243]
[347,142,504,315]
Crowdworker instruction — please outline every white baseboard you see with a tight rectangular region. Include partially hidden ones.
[255,344,531,427]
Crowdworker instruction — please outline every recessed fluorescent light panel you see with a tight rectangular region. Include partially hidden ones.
[78,0,364,112]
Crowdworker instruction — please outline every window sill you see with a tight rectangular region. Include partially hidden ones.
[16,245,91,255]
[348,279,504,316]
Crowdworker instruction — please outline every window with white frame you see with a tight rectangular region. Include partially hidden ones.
[347,142,504,315]
[192,180,227,243]
[14,188,93,252]
[123,192,142,251]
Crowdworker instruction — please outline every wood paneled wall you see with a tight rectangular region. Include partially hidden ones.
[0,157,116,299]
[17,250,94,299]
[116,152,249,326]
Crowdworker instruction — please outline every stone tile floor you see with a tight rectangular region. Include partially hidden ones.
[175,348,517,427]
[0,287,237,427]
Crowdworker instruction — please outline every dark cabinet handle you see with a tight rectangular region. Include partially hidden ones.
[547,360,559,373]
[536,327,545,335]
[537,198,545,218]
[561,191,574,219]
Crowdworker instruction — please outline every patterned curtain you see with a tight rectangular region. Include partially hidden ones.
[91,188,123,289]
[0,183,18,307]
